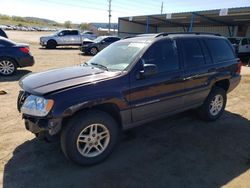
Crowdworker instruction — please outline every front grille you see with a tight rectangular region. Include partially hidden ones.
[17,91,29,112]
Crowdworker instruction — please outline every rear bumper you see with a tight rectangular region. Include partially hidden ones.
[228,75,241,93]
[17,56,35,67]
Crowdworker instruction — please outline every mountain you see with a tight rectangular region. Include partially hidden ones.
[24,17,58,25]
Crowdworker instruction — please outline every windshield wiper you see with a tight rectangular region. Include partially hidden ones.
[90,63,109,71]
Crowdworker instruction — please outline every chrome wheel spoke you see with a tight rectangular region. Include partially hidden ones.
[78,135,89,143]
[209,94,224,116]
[82,145,92,155]
[77,123,110,158]
[98,130,109,140]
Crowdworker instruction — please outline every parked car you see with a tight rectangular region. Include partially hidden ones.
[17,33,241,165]
[0,37,34,76]
[40,29,97,49]
[0,28,8,38]
[228,37,250,56]
[80,36,121,55]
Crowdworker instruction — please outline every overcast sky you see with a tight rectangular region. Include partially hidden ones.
[1,0,250,23]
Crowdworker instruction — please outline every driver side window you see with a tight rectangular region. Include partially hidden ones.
[142,39,179,73]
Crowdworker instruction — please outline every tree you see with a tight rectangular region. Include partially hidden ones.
[79,23,92,31]
[64,21,72,28]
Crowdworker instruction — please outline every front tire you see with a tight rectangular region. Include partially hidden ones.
[46,40,57,49]
[61,110,119,165]
[198,86,227,121]
[0,58,17,76]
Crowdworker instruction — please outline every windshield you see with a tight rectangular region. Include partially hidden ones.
[93,36,106,43]
[228,38,240,45]
[86,42,147,71]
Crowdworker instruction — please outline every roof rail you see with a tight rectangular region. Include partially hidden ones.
[155,32,221,38]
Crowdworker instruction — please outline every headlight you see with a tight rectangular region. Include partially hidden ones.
[21,95,54,117]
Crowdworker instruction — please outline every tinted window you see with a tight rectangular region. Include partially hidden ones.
[143,39,179,72]
[0,37,15,47]
[69,30,78,35]
[205,38,235,62]
[228,38,240,45]
[181,39,205,68]
[104,37,119,43]
[242,38,249,45]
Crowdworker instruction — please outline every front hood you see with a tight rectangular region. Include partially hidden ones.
[19,66,121,95]
[40,34,56,39]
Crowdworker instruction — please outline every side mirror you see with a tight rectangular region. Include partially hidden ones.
[137,64,158,79]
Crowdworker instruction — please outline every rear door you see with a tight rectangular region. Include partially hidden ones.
[130,39,185,122]
[179,37,212,106]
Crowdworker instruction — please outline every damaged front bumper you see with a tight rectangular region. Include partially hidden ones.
[23,115,62,136]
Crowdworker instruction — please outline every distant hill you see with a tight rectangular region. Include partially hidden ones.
[24,17,58,25]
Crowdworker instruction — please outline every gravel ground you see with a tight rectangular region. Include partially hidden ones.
[0,31,250,188]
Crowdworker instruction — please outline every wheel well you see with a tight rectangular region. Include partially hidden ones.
[214,79,230,91]
[62,103,122,130]
[48,39,57,45]
[0,56,19,67]
[93,103,122,127]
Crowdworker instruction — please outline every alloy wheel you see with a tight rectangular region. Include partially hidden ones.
[76,123,110,158]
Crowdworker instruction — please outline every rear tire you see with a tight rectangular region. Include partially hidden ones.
[46,40,57,49]
[90,47,98,56]
[198,86,227,121]
[61,110,119,166]
[0,58,17,76]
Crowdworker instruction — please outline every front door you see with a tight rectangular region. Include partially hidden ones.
[129,39,185,122]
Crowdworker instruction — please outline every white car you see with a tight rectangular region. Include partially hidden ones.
[228,37,250,55]
[40,29,97,49]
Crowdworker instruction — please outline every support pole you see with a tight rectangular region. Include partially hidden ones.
[108,0,112,34]
[146,16,149,33]
[189,13,195,32]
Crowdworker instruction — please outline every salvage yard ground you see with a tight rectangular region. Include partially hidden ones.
[0,31,250,188]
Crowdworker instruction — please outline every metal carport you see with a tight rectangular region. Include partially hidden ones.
[118,7,250,37]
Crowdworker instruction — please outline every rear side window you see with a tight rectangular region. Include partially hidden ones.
[205,38,235,63]
[181,39,205,68]
[70,30,79,35]
[242,38,249,45]
[0,38,15,47]
[143,39,179,72]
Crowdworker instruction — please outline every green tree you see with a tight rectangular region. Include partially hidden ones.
[64,21,72,28]
[79,23,92,31]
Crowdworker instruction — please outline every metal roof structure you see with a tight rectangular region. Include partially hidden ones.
[118,7,250,36]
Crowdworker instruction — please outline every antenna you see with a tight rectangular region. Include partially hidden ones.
[108,0,112,34]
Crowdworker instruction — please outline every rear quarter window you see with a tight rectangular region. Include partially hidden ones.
[205,38,235,63]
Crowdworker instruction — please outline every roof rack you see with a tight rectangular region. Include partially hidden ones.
[155,32,221,38]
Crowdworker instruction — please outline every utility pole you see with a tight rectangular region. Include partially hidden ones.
[161,1,164,14]
[108,0,112,34]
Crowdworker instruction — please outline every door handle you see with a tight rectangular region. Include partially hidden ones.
[183,75,199,81]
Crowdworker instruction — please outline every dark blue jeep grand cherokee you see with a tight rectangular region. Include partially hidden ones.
[17,33,241,165]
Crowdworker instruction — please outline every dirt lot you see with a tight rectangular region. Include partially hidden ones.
[0,31,250,188]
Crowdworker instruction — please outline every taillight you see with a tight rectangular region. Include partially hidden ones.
[236,59,242,74]
[20,47,30,54]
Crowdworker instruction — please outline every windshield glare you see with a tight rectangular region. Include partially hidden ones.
[86,42,147,71]
[93,36,106,43]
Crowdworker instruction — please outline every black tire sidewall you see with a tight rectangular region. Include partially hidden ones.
[61,110,119,165]
[0,57,17,76]
[47,40,57,49]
